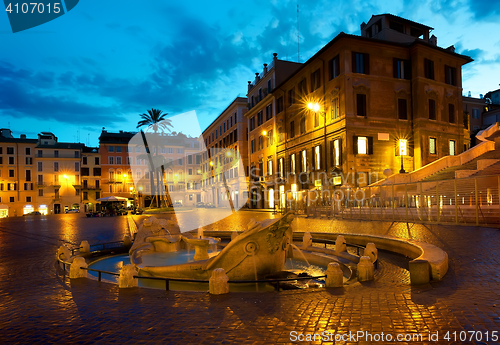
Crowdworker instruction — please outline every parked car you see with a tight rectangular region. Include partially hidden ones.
[205,202,215,208]
[196,202,205,208]
[173,202,183,207]
[23,211,41,216]
[66,209,80,213]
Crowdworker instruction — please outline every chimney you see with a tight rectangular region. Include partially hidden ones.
[20,134,26,139]
[446,45,455,53]
[255,72,260,82]
[429,35,437,46]
[360,21,367,35]
[263,63,268,74]
[248,81,252,91]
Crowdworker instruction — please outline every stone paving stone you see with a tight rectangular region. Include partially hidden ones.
[0,211,499,343]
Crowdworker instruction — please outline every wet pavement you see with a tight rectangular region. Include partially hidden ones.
[0,211,499,344]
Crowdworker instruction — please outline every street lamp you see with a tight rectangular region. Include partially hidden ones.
[399,139,407,173]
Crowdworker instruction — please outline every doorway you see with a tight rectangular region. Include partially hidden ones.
[54,204,61,214]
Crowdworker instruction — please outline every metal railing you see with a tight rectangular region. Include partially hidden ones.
[302,174,500,226]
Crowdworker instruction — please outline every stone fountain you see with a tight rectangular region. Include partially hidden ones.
[129,212,295,280]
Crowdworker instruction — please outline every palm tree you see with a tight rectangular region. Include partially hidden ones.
[137,109,173,207]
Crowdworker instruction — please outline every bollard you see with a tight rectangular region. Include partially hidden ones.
[80,241,90,254]
[57,245,72,263]
[335,235,346,253]
[123,235,132,247]
[357,256,374,281]
[364,243,378,263]
[302,232,312,248]
[209,268,229,295]
[325,262,344,288]
[409,259,430,285]
[230,231,239,241]
[70,257,88,278]
[118,264,138,288]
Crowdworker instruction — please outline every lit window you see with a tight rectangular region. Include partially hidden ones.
[430,138,437,154]
[333,139,341,166]
[358,137,368,154]
[314,146,321,170]
[449,140,456,156]
[301,150,307,172]
[291,154,296,173]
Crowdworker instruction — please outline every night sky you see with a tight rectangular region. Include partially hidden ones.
[1,0,499,145]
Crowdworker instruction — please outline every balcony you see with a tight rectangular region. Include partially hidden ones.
[82,185,101,190]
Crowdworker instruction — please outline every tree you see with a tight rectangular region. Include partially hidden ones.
[137,109,173,207]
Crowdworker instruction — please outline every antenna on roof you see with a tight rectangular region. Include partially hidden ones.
[297,4,300,63]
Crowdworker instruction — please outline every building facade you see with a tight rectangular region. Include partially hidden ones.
[248,14,472,209]
[0,129,38,217]
[35,132,84,214]
[201,96,249,208]
[80,146,101,212]
[244,54,302,209]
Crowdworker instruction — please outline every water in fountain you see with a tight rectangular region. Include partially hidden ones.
[290,243,310,267]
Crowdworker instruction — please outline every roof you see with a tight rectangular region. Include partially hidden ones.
[273,31,473,92]
[365,13,434,31]
[35,142,85,149]
[0,138,38,144]
[82,146,99,153]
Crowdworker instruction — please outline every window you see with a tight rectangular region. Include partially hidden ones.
[7,147,14,154]
[298,78,307,95]
[267,158,273,175]
[300,117,306,134]
[251,140,255,153]
[26,196,31,202]
[83,191,88,200]
[257,111,263,126]
[0,147,2,154]
[234,112,237,124]
[472,108,480,119]
[290,121,295,138]
[127,156,131,165]
[444,65,457,86]
[393,59,411,80]
[278,158,284,177]
[267,79,272,93]
[8,157,14,165]
[38,189,43,197]
[223,123,226,132]
[10,197,14,203]
[449,140,456,156]
[250,117,255,131]
[329,55,340,80]
[314,145,321,170]
[267,130,273,146]
[116,146,122,153]
[332,98,339,120]
[75,162,80,172]
[352,52,369,74]
[310,69,321,91]
[288,88,295,107]
[398,99,408,120]
[74,150,80,158]
[9,169,14,177]
[277,96,284,113]
[358,137,367,154]
[0,157,2,164]
[75,189,80,196]
[93,168,101,176]
[230,116,233,127]
[258,88,263,101]
[108,146,114,152]
[354,136,373,155]
[448,103,455,123]
[54,150,59,158]
[116,156,122,165]
[54,162,59,172]
[429,137,437,154]
[38,175,43,184]
[96,192,100,199]
[314,112,319,128]
[332,138,342,166]
[356,94,367,117]
[25,170,31,181]
[258,136,263,150]
[177,148,183,154]
[37,149,42,157]
[424,59,434,80]
[429,99,436,120]
[301,150,307,172]
[82,156,88,165]
[291,154,296,174]
[108,156,114,164]
[24,183,33,190]
[265,104,273,120]
[25,147,31,155]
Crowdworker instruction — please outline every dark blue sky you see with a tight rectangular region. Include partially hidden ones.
[1,0,499,145]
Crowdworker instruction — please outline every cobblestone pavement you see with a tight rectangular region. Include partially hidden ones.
[0,211,499,344]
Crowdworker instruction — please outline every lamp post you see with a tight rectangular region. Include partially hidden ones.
[138,186,143,209]
[399,139,407,174]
